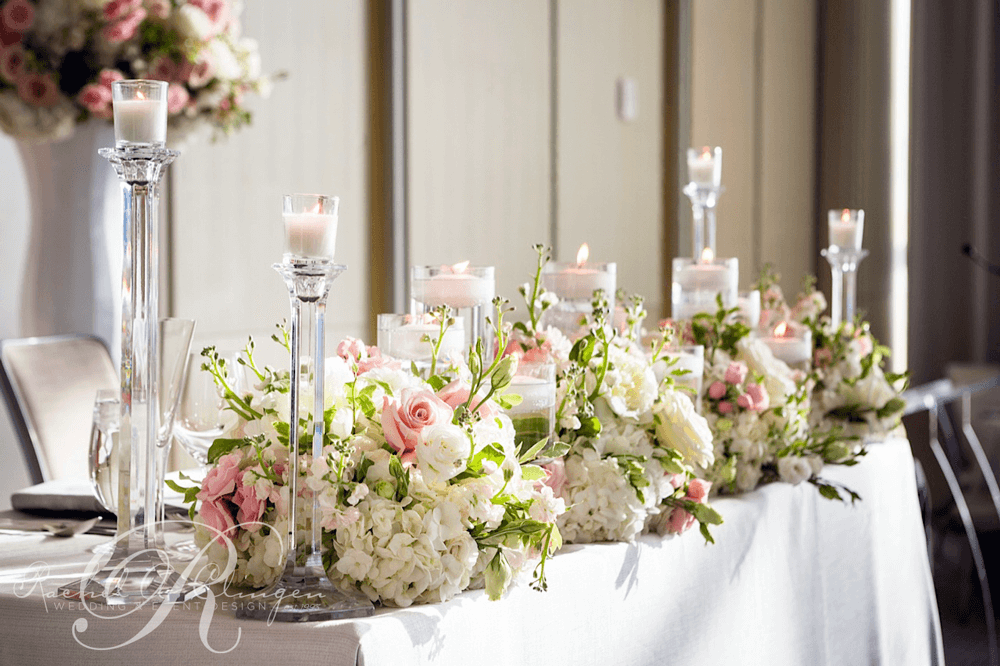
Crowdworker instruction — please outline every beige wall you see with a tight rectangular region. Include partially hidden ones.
[690,0,816,297]
[406,0,665,316]
[172,1,368,366]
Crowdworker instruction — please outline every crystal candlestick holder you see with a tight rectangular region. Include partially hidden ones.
[239,194,373,622]
[684,147,723,259]
[410,263,495,356]
[62,81,202,605]
[821,246,869,328]
[539,246,616,337]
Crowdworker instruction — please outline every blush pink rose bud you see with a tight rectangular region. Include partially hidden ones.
[336,336,367,363]
[381,389,453,456]
[197,451,242,502]
[686,478,711,503]
[232,481,265,531]
[166,83,189,113]
[736,393,755,411]
[78,83,112,116]
[542,458,567,496]
[708,380,726,400]
[668,508,696,535]
[103,0,142,22]
[724,361,748,386]
[1,0,34,33]
[200,498,237,545]
[98,68,125,89]
[436,379,499,420]
[17,73,58,107]
[745,382,769,412]
[0,43,26,84]
[358,346,401,374]
[102,7,146,43]
[718,400,734,415]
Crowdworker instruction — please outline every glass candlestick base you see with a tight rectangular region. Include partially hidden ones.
[237,260,373,623]
[683,182,724,260]
[821,246,869,328]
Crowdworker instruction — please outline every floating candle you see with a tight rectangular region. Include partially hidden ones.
[761,320,813,368]
[671,251,738,320]
[410,262,495,308]
[541,244,617,301]
[377,313,465,361]
[687,146,722,188]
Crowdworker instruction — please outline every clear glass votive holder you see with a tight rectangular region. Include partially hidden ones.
[664,344,705,406]
[112,79,168,148]
[671,256,738,321]
[736,289,761,329]
[377,313,465,374]
[410,264,494,354]
[282,193,339,263]
[828,208,864,252]
[89,390,121,513]
[503,358,556,458]
[540,259,616,337]
[760,321,813,372]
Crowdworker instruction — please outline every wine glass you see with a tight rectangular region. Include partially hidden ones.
[172,350,243,465]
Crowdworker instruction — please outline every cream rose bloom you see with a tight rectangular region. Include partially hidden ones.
[653,390,715,468]
[416,423,471,485]
[736,337,798,403]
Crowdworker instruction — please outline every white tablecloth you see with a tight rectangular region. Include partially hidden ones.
[0,438,944,665]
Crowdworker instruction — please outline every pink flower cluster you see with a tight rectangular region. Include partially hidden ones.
[0,0,61,109]
[76,69,126,119]
[196,451,269,544]
[706,361,770,415]
[337,336,401,374]
[102,0,146,43]
[665,477,711,535]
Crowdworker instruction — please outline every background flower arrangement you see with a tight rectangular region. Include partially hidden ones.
[179,316,564,608]
[0,0,268,142]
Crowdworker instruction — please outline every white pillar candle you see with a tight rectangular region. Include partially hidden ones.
[828,208,864,251]
[671,256,738,320]
[284,211,338,259]
[761,321,813,367]
[541,244,617,301]
[112,80,168,146]
[686,146,722,188]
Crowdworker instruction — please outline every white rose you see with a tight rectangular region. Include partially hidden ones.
[208,39,243,80]
[174,4,215,41]
[777,456,813,485]
[842,368,897,410]
[653,390,715,468]
[737,337,799,403]
[416,423,470,485]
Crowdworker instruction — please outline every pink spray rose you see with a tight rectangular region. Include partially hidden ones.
[724,361,748,386]
[668,508,696,534]
[1,0,33,33]
[542,458,567,497]
[708,381,726,400]
[166,83,190,113]
[188,0,231,37]
[717,400,734,415]
[17,73,58,107]
[745,382,769,412]
[197,451,243,502]
[102,0,142,22]
[686,478,712,503]
[232,481,265,531]
[186,55,215,87]
[77,84,113,117]
[149,56,179,83]
[102,7,147,43]
[736,393,755,411]
[0,42,25,83]
[381,389,453,456]
[200,498,237,544]
[358,346,401,374]
[436,379,499,420]
[336,337,367,363]
[148,0,171,19]
[98,69,125,88]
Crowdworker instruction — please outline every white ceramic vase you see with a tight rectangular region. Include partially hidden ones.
[16,121,122,357]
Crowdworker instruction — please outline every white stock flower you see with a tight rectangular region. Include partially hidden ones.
[653,390,715,468]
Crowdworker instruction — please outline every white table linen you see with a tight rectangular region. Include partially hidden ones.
[0,438,943,665]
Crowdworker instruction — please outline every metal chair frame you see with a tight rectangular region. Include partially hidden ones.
[903,375,1000,666]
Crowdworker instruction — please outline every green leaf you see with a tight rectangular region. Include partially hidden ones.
[520,465,546,481]
[518,436,550,464]
[817,484,842,502]
[876,397,905,419]
[577,415,602,438]
[699,521,716,545]
[426,374,448,392]
[542,441,571,459]
[496,393,523,410]
[206,438,243,464]
[689,502,724,525]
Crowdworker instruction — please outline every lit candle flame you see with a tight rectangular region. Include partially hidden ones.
[841,209,851,223]
[701,146,712,159]
[576,243,590,266]
[136,90,146,101]
[451,260,470,274]
[774,321,789,337]
[700,247,714,263]
[309,202,321,214]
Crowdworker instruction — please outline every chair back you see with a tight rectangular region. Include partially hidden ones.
[0,335,117,484]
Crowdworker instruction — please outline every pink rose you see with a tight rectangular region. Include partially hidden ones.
[197,451,243,502]
[358,346,401,374]
[149,56,178,83]
[148,0,170,19]
[381,389,453,456]
[745,382,769,412]
[102,7,146,43]
[724,361,748,386]
[0,42,25,83]
[501,338,524,358]
[186,55,215,88]
[17,73,58,107]
[707,381,726,400]
[1,0,33,33]
[78,83,112,117]
[98,68,125,89]
[200,498,236,544]
[667,508,696,535]
[736,393,755,411]
[103,0,142,22]
[436,379,499,420]
[542,458,567,496]
[232,482,264,531]
[336,337,367,363]
[166,83,189,113]
[189,0,230,36]
[686,478,711,502]
[718,400,733,415]
[521,346,552,365]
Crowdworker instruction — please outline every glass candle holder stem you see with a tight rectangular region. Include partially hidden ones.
[821,247,869,328]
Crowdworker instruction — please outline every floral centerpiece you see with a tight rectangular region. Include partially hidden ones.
[508,246,722,544]
[0,0,269,141]
[176,315,564,608]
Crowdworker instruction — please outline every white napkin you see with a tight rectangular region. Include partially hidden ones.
[11,476,192,515]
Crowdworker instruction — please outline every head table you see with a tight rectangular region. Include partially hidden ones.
[0,438,943,666]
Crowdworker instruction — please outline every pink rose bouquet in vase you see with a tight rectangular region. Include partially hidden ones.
[175,317,564,607]
[0,0,270,142]
[511,245,723,544]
